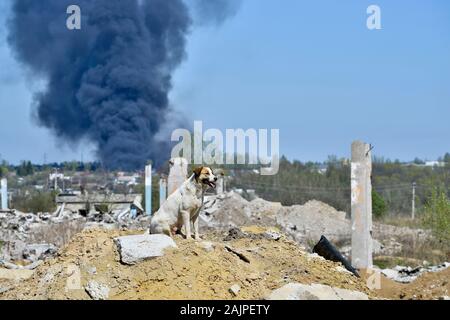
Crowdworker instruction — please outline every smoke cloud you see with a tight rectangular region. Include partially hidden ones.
[190,0,242,26]
[7,0,239,170]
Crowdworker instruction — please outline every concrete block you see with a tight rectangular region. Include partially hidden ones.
[85,280,110,300]
[229,284,241,296]
[266,283,368,300]
[115,234,177,265]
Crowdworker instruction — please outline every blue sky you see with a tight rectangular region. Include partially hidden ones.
[1,0,449,165]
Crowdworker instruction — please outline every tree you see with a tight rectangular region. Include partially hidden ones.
[0,163,8,178]
[372,190,387,218]
[422,188,450,243]
[444,153,450,164]
[16,161,34,176]
[13,191,56,213]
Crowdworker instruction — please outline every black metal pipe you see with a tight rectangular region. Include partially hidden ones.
[313,235,360,278]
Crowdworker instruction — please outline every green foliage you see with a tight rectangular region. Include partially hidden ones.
[13,191,57,213]
[444,153,450,163]
[229,155,351,212]
[0,165,8,178]
[16,161,34,177]
[372,190,387,218]
[422,188,450,244]
[228,152,450,216]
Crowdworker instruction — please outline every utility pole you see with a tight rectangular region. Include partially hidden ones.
[54,169,58,191]
[145,164,152,215]
[1,178,7,210]
[411,182,416,220]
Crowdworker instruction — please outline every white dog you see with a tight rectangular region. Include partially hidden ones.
[149,166,218,240]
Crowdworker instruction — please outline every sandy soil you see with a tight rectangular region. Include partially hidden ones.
[360,268,449,300]
[0,227,374,300]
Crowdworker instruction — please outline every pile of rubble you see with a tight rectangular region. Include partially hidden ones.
[380,262,450,283]
[200,191,430,253]
[0,227,374,300]
[0,207,150,269]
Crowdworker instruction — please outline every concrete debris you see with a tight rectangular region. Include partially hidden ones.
[200,191,429,254]
[198,241,215,252]
[229,284,241,296]
[86,266,97,275]
[114,234,177,265]
[1,228,377,300]
[0,286,12,294]
[22,243,57,262]
[266,283,369,300]
[0,198,151,268]
[223,227,282,242]
[380,262,450,283]
[85,280,110,300]
[0,259,42,270]
[263,230,281,240]
[223,227,248,241]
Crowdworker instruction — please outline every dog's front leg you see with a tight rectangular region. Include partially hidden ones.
[181,210,192,240]
[192,212,201,240]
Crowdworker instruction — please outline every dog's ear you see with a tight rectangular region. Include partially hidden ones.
[193,166,203,178]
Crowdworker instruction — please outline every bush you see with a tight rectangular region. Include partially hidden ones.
[13,191,57,213]
[372,190,387,218]
[422,188,450,244]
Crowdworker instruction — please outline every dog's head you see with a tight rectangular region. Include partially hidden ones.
[193,166,217,189]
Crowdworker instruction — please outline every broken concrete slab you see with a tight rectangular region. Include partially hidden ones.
[114,234,177,265]
[265,283,369,300]
[85,280,110,300]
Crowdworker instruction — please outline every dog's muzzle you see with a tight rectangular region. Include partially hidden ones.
[202,178,217,188]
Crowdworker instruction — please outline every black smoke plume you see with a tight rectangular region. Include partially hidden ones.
[7,0,239,170]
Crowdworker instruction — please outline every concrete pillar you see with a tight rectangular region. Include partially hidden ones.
[159,177,167,207]
[145,165,152,215]
[216,176,224,195]
[1,178,7,210]
[351,141,373,269]
[167,157,188,196]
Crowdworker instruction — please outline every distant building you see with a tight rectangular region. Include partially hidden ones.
[424,161,445,167]
[403,160,446,168]
[55,193,144,216]
[114,173,140,186]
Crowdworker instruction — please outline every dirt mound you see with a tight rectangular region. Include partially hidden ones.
[360,267,450,300]
[0,228,374,300]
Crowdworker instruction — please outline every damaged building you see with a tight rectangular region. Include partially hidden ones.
[55,193,144,219]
